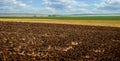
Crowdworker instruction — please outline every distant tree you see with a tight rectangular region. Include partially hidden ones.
[33,15,37,17]
[48,15,56,17]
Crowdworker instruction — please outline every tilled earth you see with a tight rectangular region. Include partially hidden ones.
[0,21,120,61]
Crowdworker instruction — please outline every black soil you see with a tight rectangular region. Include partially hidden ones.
[0,21,120,61]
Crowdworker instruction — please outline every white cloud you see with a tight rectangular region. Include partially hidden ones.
[0,0,55,14]
[43,0,88,13]
[0,0,38,13]
[96,0,120,11]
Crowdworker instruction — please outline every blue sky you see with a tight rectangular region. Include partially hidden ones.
[0,0,120,14]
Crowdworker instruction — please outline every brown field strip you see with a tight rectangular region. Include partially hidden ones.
[0,19,120,27]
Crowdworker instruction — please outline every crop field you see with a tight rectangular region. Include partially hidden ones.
[0,20,120,28]
[0,21,120,61]
[0,16,120,20]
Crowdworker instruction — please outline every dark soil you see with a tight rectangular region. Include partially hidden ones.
[0,21,120,61]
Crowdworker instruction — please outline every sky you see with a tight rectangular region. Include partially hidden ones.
[0,0,120,14]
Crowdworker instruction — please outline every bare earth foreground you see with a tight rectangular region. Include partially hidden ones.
[0,21,120,61]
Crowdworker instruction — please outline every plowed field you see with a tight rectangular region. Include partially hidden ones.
[0,21,120,61]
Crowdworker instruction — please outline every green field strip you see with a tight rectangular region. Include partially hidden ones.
[0,16,120,20]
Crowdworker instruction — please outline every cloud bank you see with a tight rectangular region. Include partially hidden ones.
[98,0,120,10]
[0,0,38,13]
[44,0,87,10]
[0,0,120,14]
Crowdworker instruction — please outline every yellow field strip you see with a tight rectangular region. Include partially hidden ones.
[0,19,120,27]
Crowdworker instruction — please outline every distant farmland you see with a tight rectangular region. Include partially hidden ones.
[0,16,120,20]
[0,16,120,27]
